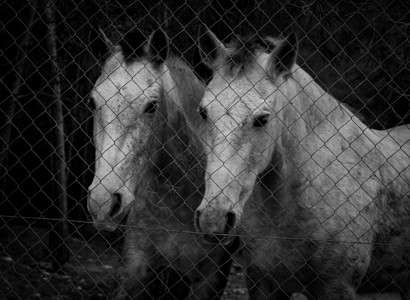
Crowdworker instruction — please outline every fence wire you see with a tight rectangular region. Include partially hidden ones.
[1,0,410,299]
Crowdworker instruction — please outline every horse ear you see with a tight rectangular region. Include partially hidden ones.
[99,27,116,53]
[147,28,169,65]
[267,33,298,80]
[198,26,226,69]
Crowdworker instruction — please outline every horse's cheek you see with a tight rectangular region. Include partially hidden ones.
[248,138,272,173]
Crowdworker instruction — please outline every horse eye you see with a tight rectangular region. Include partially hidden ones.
[199,106,207,120]
[87,96,96,111]
[254,114,270,128]
[144,101,158,114]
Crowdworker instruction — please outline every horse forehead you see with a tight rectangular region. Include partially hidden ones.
[95,62,158,99]
[204,81,265,115]
[207,68,267,97]
[205,96,259,131]
[101,57,157,85]
[128,60,158,81]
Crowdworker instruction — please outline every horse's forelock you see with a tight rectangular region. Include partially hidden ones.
[223,35,276,76]
[119,29,149,63]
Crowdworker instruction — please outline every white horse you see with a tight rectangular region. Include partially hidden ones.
[194,28,410,299]
[87,28,236,299]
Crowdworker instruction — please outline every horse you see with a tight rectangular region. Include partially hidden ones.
[87,28,238,299]
[193,28,410,299]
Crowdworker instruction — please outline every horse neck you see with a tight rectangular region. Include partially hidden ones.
[160,58,205,161]
[145,113,204,214]
[142,117,196,212]
[254,68,357,217]
[272,67,367,180]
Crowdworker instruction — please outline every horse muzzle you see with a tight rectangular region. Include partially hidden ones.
[194,207,237,246]
[87,188,131,231]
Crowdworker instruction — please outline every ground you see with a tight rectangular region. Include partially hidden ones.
[0,225,248,300]
[0,225,401,299]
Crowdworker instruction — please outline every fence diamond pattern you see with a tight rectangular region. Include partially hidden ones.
[0,0,409,299]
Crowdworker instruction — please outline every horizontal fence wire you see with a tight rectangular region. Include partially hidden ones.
[1,0,410,299]
[2,214,410,249]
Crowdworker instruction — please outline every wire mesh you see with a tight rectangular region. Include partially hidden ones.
[0,0,410,299]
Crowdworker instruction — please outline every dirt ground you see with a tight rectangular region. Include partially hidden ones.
[0,225,401,300]
[0,225,249,300]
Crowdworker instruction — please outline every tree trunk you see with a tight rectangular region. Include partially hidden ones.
[65,26,98,225]
[0,1,36,205]
[44,0,69,270]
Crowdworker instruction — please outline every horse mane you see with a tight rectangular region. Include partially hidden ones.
[166,55,205,113]
[163,55,206,170]
[151,55,207,205]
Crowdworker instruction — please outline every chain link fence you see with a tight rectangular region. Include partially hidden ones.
[1,0,410,299]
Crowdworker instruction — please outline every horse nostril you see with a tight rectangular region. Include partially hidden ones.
[109,193,122,217]
[194,210,201,232]
[224,211,236,234]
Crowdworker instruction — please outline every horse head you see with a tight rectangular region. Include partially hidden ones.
[87,28,171,231]
[194,27,298,244]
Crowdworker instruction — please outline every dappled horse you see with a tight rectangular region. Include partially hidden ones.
[194,29,410,299]
[87,28,237,299]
